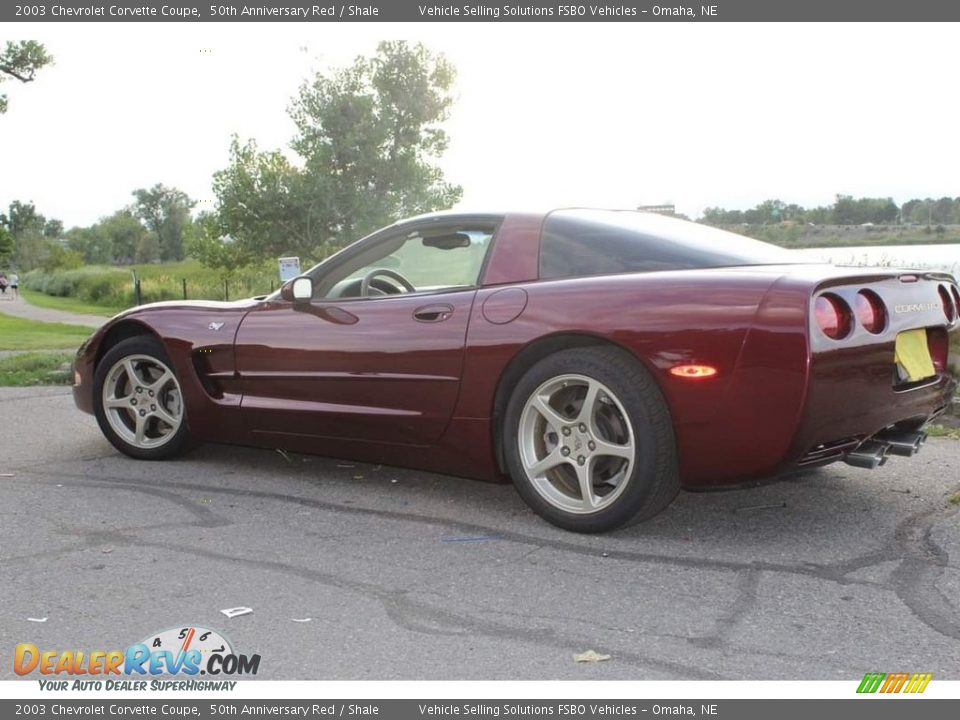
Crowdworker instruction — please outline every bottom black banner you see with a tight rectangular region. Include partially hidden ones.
[2,700,958,720]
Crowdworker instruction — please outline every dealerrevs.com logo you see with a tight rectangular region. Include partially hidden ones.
[14,626,260,691]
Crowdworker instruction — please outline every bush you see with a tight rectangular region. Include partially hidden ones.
[21,260,279,310]
[23,267,131,306]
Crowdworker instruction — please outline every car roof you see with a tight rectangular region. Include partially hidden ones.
[392,207,691,230]
[391,209,513,227]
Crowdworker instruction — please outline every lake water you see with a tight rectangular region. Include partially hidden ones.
[795,244,960,277]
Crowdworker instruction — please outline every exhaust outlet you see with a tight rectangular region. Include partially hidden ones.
[875,431,927,457]
[844,441,889,470]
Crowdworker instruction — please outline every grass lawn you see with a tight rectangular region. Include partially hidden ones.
[0,312,93,351]
[20,288,124,316]
[0,352,74,386]
[927,424,960,439]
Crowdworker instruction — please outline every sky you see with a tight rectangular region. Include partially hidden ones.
[1,22,959,229]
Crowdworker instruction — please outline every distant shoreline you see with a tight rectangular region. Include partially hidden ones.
[786,237,960,250]
[795,243,960,274]
[707,223,960,250]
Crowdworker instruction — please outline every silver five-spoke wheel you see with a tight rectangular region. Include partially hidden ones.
[518,373,635,514]
[101,354,183,450]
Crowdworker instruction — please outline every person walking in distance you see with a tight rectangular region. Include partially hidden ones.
[9,271,18,298]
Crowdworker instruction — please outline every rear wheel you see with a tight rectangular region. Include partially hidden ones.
[504,346,679,532]
[93,336,191,460]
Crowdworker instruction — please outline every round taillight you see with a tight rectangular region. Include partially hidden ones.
[814,294,852,339]
[938,285,955,322]
[952,285,960,316]
[854,289,886,334]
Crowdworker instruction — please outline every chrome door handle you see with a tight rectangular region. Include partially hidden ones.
[413,304,454,322]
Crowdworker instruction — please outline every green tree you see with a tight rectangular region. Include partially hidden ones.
[831,195,858,225]
[42,244,83,271]
[782,203,804,222]
[65,225,106,264]
[804,205,830,224]
[132,184,195,262]
[832,196,898,225]
[211,138,309,259]
[1,200,65,270]
[0,41,53,114]
[4,199,45,236]
[290,40,461,242]
[68,210,147,264]
[901,198,921,224]
[65,225,93,259]
[12,231,57,271]
[743,199,786,225]
[699,207,744,225]
[0,225,13,263]
[186,212,255,282]
[43,218,64,238]
[102,210,148,264]
[933,196,957,225]
[135,233,160,264]
[212,41,462,264]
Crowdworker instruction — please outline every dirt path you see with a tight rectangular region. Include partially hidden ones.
[0,294,107,329]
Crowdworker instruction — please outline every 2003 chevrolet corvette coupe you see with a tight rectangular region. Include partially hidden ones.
[73,209,959,532]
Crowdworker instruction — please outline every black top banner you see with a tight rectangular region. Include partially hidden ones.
[4,0,960,22]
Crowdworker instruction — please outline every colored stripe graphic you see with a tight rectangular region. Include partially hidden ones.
[857,672,931,694]
[881,672,908,693]
[857,673,886,693]
[905,673,933,694]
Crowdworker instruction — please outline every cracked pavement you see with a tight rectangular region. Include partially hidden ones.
[1,387,958,680]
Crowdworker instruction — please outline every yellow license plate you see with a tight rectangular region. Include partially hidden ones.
[894,329,935,382]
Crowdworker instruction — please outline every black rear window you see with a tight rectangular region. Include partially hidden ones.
[539,209,802,280]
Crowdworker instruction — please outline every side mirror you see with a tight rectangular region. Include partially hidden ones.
[281,276,313,303]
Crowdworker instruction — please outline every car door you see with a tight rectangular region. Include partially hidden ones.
[232,219,497,446]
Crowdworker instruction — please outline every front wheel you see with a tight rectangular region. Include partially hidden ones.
[503,346,679,532]
[93,336,191,460]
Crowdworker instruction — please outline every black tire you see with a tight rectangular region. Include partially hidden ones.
[503,346,679,532]
[93,336,192,460]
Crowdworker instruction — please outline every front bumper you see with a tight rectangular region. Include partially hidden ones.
[71,344,96,415]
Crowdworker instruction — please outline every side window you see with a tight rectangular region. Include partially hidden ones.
[314,225,495,299]
[539,210,798,280]
[539,215,701,280]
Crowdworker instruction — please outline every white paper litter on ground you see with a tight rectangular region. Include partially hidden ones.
[220,607,253,619]
[573,650,610,663]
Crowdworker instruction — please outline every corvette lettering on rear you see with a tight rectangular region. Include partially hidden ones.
[894,302,939,314]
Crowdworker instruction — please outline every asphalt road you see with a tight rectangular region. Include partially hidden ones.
[0,293,106,328]
[2,386,959,681]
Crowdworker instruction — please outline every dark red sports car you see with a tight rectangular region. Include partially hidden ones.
[73,209,959,532]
